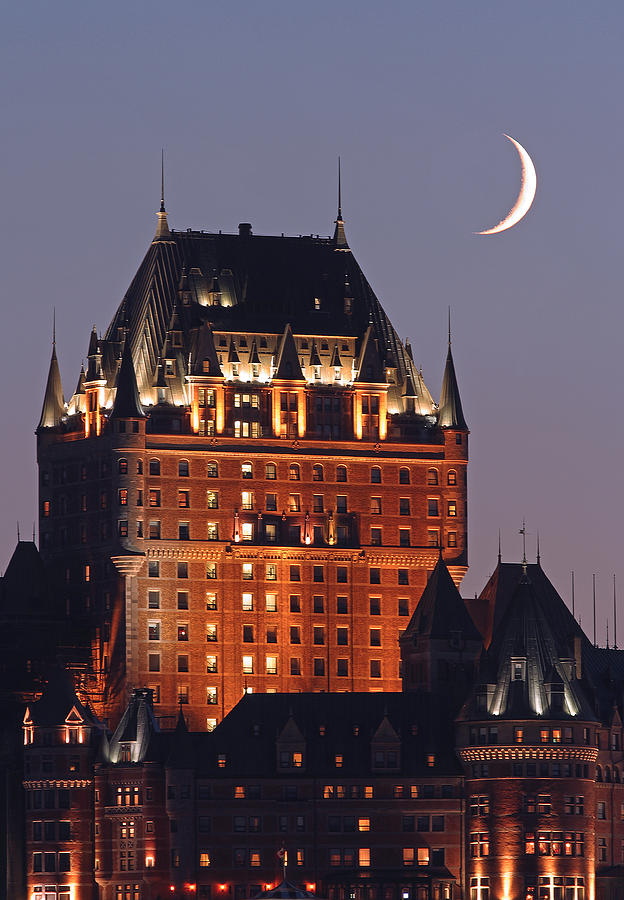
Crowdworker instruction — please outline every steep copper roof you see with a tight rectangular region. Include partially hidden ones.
[102,227,425,400]
[110,338,145,419]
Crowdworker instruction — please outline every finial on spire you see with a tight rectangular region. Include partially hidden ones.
[448,306,451,347]
[154,150,171,242]
[497,529,501,564]
[571,571,575,618]
[53,308,56,348]
[333,157,350,250]
[613,574,618,649]
[536,530,541,564]
[16,521,20,542]
[160,148,165,213]
[519,519,527,569]
[338,156,342,220]
[592,574,597,646]
[606,619,610,649]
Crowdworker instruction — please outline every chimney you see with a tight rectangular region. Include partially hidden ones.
[238,222,252,237]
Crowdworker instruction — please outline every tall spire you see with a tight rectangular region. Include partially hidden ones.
[333,157,349,251]
[37,324,65,430]
[438,323,467,429]
[153,149,171,242]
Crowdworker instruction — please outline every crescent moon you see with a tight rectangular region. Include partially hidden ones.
[477,134,537,235]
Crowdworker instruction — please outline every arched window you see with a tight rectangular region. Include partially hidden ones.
[596,766,603,782]
[118,458,128,475]
[370,466,382,484]
[336,465,347,483]
[614,766,620,783]
[399,467,410,485]
[149,458,160,476]
[289,464,300,481]
[178,459,189,477]
[427,468,439,486]
[447,470,457,486]
[605,766,612,783]
[207,461,218,478]
[265,463,277,480]
[137,459,143,475]
[312,464,324,482]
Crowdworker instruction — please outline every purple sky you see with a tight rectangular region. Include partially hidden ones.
[2,2,622,640]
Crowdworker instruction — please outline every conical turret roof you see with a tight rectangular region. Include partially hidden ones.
[111,339,145,419]
[38,343,65,429]
[438,343,467,429]
[274,324,305,381]
[403,555,482,644]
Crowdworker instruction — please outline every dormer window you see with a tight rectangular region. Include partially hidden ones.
[344,298,352,315]
[511,658,526,681]
[120,744,131,763]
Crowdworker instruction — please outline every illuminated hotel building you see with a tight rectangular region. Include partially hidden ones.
[20,556,624,900]
[36,192,468,729]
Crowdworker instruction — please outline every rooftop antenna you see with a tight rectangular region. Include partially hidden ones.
[448,306,452,347]
[571,571,575,619]
[536,530,541,565]
[16,521,20,542]
[606,619,610,650]
[592,574,597,647]
[614,574,618,649]
[519,519,527,573]
[32,522,35,542]
[497,529,502,564]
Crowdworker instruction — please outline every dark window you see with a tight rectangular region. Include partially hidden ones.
[336,466,347,482]
[370,597,381,615]
[290,595,301,612]
[337,627,349,645]
[337,659,348,677]
[398,569,409,585]
[336,566,347,583]
[371,467,381,483]
[314,658,325,677]
[399,467,410,484]
[337,596,348,614]
[290,565,300,582]
[399,498,411,516]
[313,566,324,583]
[149,459,161,476]
[369,568,381,585]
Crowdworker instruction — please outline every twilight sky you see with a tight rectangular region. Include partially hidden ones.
[1,2,622,639]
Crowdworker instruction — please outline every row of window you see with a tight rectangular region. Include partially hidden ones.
[472,761,591,779]
[147,589,411,617]
[32,852,71,873]
[147,622,387,648]
[118,458,462,485]
[147,559,416,586]
[469,794,586,817]
[471,876,585,900]
[147,653,382,679]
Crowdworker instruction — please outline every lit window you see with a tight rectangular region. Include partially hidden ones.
[242,656,254,674]
[265,593,277,612]
[266,656,278,675]
[359,848,371,867]
[199,852,211,867]
[242,463,253,479]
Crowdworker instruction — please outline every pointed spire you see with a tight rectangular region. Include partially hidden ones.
[38,332,65,429]
[438,330,467,429]
[333,157,350,251]
[153,150,171,242]
[75,363,86,397]
[111,338,145,419]
[274,324,305,381]
[330,343,342,368]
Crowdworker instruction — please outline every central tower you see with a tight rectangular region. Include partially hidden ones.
[36,191,468,730]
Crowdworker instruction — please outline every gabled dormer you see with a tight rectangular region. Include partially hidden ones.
[371,715,401,771]
[276,715,306,773]
[107,687,159,765]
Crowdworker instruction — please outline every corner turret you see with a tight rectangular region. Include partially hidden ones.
[37,339,65,430]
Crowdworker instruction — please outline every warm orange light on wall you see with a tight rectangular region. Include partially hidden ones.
[216,387,225,434]
[306,884,316,893]
[272,389,281,436]
[297,389,306,437]
[191,390,199,433]
[378,392,387,439]
[354,393,362,439]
